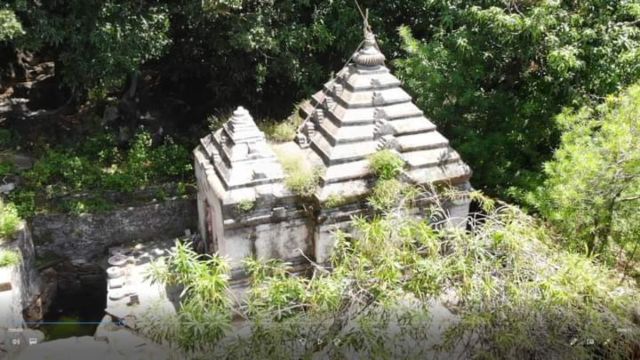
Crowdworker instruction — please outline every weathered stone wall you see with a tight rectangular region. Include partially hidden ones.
[30,197,197,261]
[0,223,41,328]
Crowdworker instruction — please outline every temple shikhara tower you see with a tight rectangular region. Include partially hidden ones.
[194,27,472,275]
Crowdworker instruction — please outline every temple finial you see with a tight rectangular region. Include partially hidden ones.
[354,11,386,68]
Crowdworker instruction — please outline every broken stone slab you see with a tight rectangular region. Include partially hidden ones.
[108,289,135,301]
[107,254,130,267]
[106,267,124,279]
[108,278,124,289]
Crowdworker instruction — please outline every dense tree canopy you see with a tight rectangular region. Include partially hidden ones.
[4,0,640,194]
[395,0,640,195]
[1,2,640,357]
[535,84,640,258]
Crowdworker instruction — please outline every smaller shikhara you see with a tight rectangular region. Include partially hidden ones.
[193,27,472,278]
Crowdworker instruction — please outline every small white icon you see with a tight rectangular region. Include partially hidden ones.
[11,338,20,346]
[29,338,38,345]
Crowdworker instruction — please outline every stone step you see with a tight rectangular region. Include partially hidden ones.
[316,178,371,202]
[406,162,471,185]
[322,159,372,184]
[402,148,461,170]
[390,117,437,136]
[317,120,374,144]
[327,105,376,126]
[342,69,401,91]
[311,134,378,165]
[331,87,412,109]
[397,131,449,152]
[381,102,423,120]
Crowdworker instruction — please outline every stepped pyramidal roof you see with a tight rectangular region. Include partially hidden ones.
[297,28,472,201]
[201,106,284,192]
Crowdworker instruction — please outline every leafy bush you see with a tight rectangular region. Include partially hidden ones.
[261,122,297,143]
[0,250,21,267]
[0,200,21,241]
[0,161,15,176]
[396,1,640,197]
[9,1,170,95]
[533,83,640,262]
[11,130,193,216]
[63,197,114,215]
[141,192,640,359]
[0,10,23,41]
[368,179,407,212]
[368,150,405,181]
[261,111,304,143]
[8,190,35,218]
[143,241,232,353]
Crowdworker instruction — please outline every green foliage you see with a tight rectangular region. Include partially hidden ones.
[440,200,640,359]
[143,240,232,353]
[11,130,192,216]
[368,179,407,212]
[395,1,640,197]
[261,110,303,143]
[0,249,21,267]
[261,121,297,143]
[63,197,114,215]
[0,9,23,42]
[7,1,170,95]
[3,0,450,111]
[0,199,21,240]
[0,160,15,176]
[368,149,405,181]
[323,194,349,208]
[277,152,321,198]
[306,194,640,358]
[533,83,640,259]
[8,190,35,218]
[142,188,640,358]
[235,199,255,214]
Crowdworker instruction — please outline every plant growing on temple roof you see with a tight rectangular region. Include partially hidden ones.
[324,194,349,208]
[368,178,407,212]
[236,199,256,214]
[261,108,305,143]
[276,151,321,198]
[368,149,405,181]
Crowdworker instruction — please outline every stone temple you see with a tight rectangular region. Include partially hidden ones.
[194,28,472,276]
